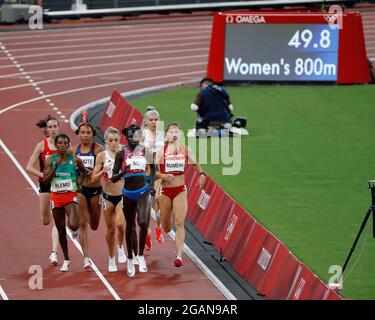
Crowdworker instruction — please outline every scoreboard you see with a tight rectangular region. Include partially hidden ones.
[207,12,370,84]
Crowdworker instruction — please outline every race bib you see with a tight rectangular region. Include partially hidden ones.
[165,159,185,173]
[126,156,146,171]
[51,179,73,192]
[79,155,95,169]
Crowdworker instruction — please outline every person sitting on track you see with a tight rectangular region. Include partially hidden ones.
[111,124,156,277]
[91,127,127,272]
[155,122,206,267]
[42,133,88,272]
[26,115,60,266]
[71,121,105,271]
[140,106,165,247]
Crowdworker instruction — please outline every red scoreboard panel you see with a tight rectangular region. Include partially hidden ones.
[207,11,370,84]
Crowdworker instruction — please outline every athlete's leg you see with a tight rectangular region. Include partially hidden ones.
[172,191,188,258]
[154,179,162,229]
[136,192,151,256]
[52,207,69,260]
[51,221,59,252]
[103,199,116,258]
[158,194,173,233]
[123,197,137,260]
[39,193,51,225]
[115,201,126,263]
[66,202,80,232]
[78,193,90,258]
[115,201,125,247]
[88,194,101,231]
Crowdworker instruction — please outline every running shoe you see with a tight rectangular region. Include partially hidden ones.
[60,260,70,272]
[49,251,58,266]
[83,257,92,271]
[108,257,117,272]
[155,227,164,244]
[127,259,135,277]
[138,255,148,273]
[145,229,152,251]
[132,255,139,265]
[71,229,79,240]
[117,245,127,264]
[174,256,183,268]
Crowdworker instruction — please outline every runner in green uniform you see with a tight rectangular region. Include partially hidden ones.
[43,134,88,272]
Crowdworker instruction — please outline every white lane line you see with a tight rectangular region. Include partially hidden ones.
[1,24,211,42]
[0,43,69,129]
[0,44,208,78]
[3,29,211,47]
[0,36,209,61]
[69,79,202,131]
[0,138,121,301]
[0,21,211,40]
[0,39,209,69]
[151,209,235,300]
[69,81,234,300]
[0,60,206,91]
[0,285,9,300]
[0,70,204,115]
[6,35,210,53]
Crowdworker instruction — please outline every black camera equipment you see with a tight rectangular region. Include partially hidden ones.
[341,180,375,276]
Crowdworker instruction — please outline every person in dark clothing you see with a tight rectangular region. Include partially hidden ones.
[191,77,234,133]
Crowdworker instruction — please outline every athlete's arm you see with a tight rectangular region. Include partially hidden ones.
[187,146,206,188]
[74,156,88,175]
[110,149,126,183]
[91,151,105,183]
[42,156,58,184]
[154,148,173,182]
[26,142,43,178]
[95,143,105,155]
[74,156,87,192]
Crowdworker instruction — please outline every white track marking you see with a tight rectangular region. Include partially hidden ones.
[0,61,206,91]
[0,71,204,115]
[0,52,207,79]
[6,36,208,53]
[0,20,211,40]
[1,24,211,42]
[0,40,209,68]
[0,138,121,300]
[3,29,211,47]
[0,285,9,300]
[0,37,208,60]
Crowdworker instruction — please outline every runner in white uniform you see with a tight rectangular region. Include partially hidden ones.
[92,127,127,272]
[141,106,165,247]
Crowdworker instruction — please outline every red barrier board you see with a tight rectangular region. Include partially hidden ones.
[97,94,342,300]
[185,167,342,300]
[98,90,143,144]
[207,11,370,84]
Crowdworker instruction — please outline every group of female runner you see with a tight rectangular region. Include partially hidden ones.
[26,107,206,276]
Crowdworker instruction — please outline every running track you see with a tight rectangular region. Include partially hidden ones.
[1,8,375,300]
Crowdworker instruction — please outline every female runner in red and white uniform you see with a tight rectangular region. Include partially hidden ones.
[26,115,60,265]
[91,127,127,272]
[155,122,206,267]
